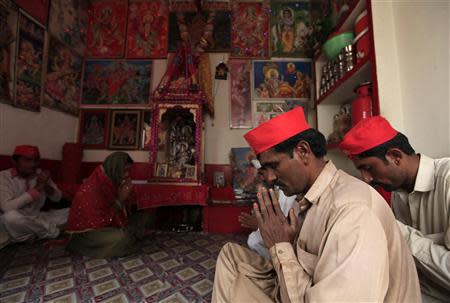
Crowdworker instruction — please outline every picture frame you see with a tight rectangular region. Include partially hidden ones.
[251,59,313,101]
[48,0,88,56]
[126,0,169,59]
[252,101,288,126]
[230,1,269,58]
[213,171,225,188]
[185,165,196,179]
[109,110,141,150]
[81,60,152,106]
[15,0,49,26]
[141,109,152,150]
[155,163,168,177]
[79,109,110,149]
[229,59,252,129]
[14,11,46,112]
[85,0,128,58]
[43,36,83,116]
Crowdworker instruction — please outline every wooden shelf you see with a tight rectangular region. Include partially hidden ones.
[317,56,371,106]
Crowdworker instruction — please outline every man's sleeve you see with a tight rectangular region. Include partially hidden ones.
[0,173,35,212]
[47,179,62,202]
[270,204,390,302]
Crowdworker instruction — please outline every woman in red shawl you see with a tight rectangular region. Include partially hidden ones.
[66,152,145,258]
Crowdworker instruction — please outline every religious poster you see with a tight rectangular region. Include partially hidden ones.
[0,0,18,105]
[48,0,89,56]
[270,1,314,57]
[231,2,269,58]
[14,12,45,112]
[252,101,288,126]
[168,11,231,52]
[79,109,109,149]
[252,59,312,100]
[229,59,252,129]
[230,147,260,205]
[43,37,83,116]
[15,0,49,25]
[109,110,141,150]
[126,0,169,59]
[85,0,128,58]
[82,60,152,105]
[141,110,152,150]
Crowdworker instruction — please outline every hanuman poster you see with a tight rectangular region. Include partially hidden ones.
[14,12,45,112]
[85,0,128,58]
[126,0,169,58]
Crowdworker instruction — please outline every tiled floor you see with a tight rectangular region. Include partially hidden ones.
[0,232,246,303]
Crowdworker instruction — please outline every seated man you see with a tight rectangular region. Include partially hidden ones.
[212,107,421,302]
[66,152,149,258]
[340,116,450,302]
[0,145,67,243]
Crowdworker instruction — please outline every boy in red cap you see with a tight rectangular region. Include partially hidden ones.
[212,108,420,302]
[340,116,450,302]
[0,145,67,245]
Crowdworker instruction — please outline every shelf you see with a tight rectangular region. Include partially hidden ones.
[317,56,371,106]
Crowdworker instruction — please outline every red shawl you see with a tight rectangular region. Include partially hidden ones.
[66,166,129,232]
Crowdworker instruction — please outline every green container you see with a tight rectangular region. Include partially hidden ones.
[322,32,354,60]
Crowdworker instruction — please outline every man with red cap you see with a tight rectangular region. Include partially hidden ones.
[212,107,420,302]
[0,145,67,245]
[340,116,450,302]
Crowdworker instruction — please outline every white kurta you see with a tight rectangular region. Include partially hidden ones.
[0,168,68,242]
[248,191,297,259]
[392,155,450,302]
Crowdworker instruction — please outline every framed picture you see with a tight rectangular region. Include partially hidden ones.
[15,0,49,26]
[141,110,152,150]
[155,163,168,177]
[14,11,45,112]
[253,101,288,126]
[81,60,152,105]
[43,37,82,116]
[185,165,196,179]
[213,171,225,188]
[79,109,110,149]
[229,59,252,129]
[109,110,141,150]
[126,0,169,58]
[270,1,314,58]
[48,0,88,56]
[230,2,269,58]
[230,147,261,204]
[168,11,231,52]
[85,0,128,58]
[0,0,18,105]
[251,59,312,100]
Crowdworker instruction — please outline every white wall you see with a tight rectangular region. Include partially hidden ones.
[372,0,450,157]
[0,104,78,160]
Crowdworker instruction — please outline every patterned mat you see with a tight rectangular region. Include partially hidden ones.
[0,232,247,303]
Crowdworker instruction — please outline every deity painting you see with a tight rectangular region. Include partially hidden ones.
[229,60,252,129]
[79,109,109,148]
[154,106,198,180]
[82,60,152,105]
[126,0,168,58]
[86,0,128,58]
[0,0,18,105]
[253,101,289,126]
[109,110,141,149]
[43,37,82,116]
[14,12,45,112]
[231,2,269,58]
[15,0,49,25]
[48,0,89,56]
[252,59,312,100]
[270,1,314,57]
[230,147,261,204]
[168,11,231,52]
[141,110,152,149]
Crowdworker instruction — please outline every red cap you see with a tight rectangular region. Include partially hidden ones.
[13,145,40,159]
[244,107,311,154]
[339,116,398,157]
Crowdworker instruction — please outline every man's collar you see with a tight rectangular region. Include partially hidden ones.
[304,161,337,204]
[413,154,435,192]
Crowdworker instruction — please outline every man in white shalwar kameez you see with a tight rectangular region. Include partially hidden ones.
[0,145,68,244]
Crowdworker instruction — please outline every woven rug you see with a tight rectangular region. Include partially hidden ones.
[0,232,247,303]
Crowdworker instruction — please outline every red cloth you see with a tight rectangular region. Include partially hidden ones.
[66,166,128,232]
[244,107,310,154]
[61,143,83,184]
[339,116,398,157]
[135,184,209,209]
[13,145,40,159]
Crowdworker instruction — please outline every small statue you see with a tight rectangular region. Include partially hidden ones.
[327,104,352,144]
